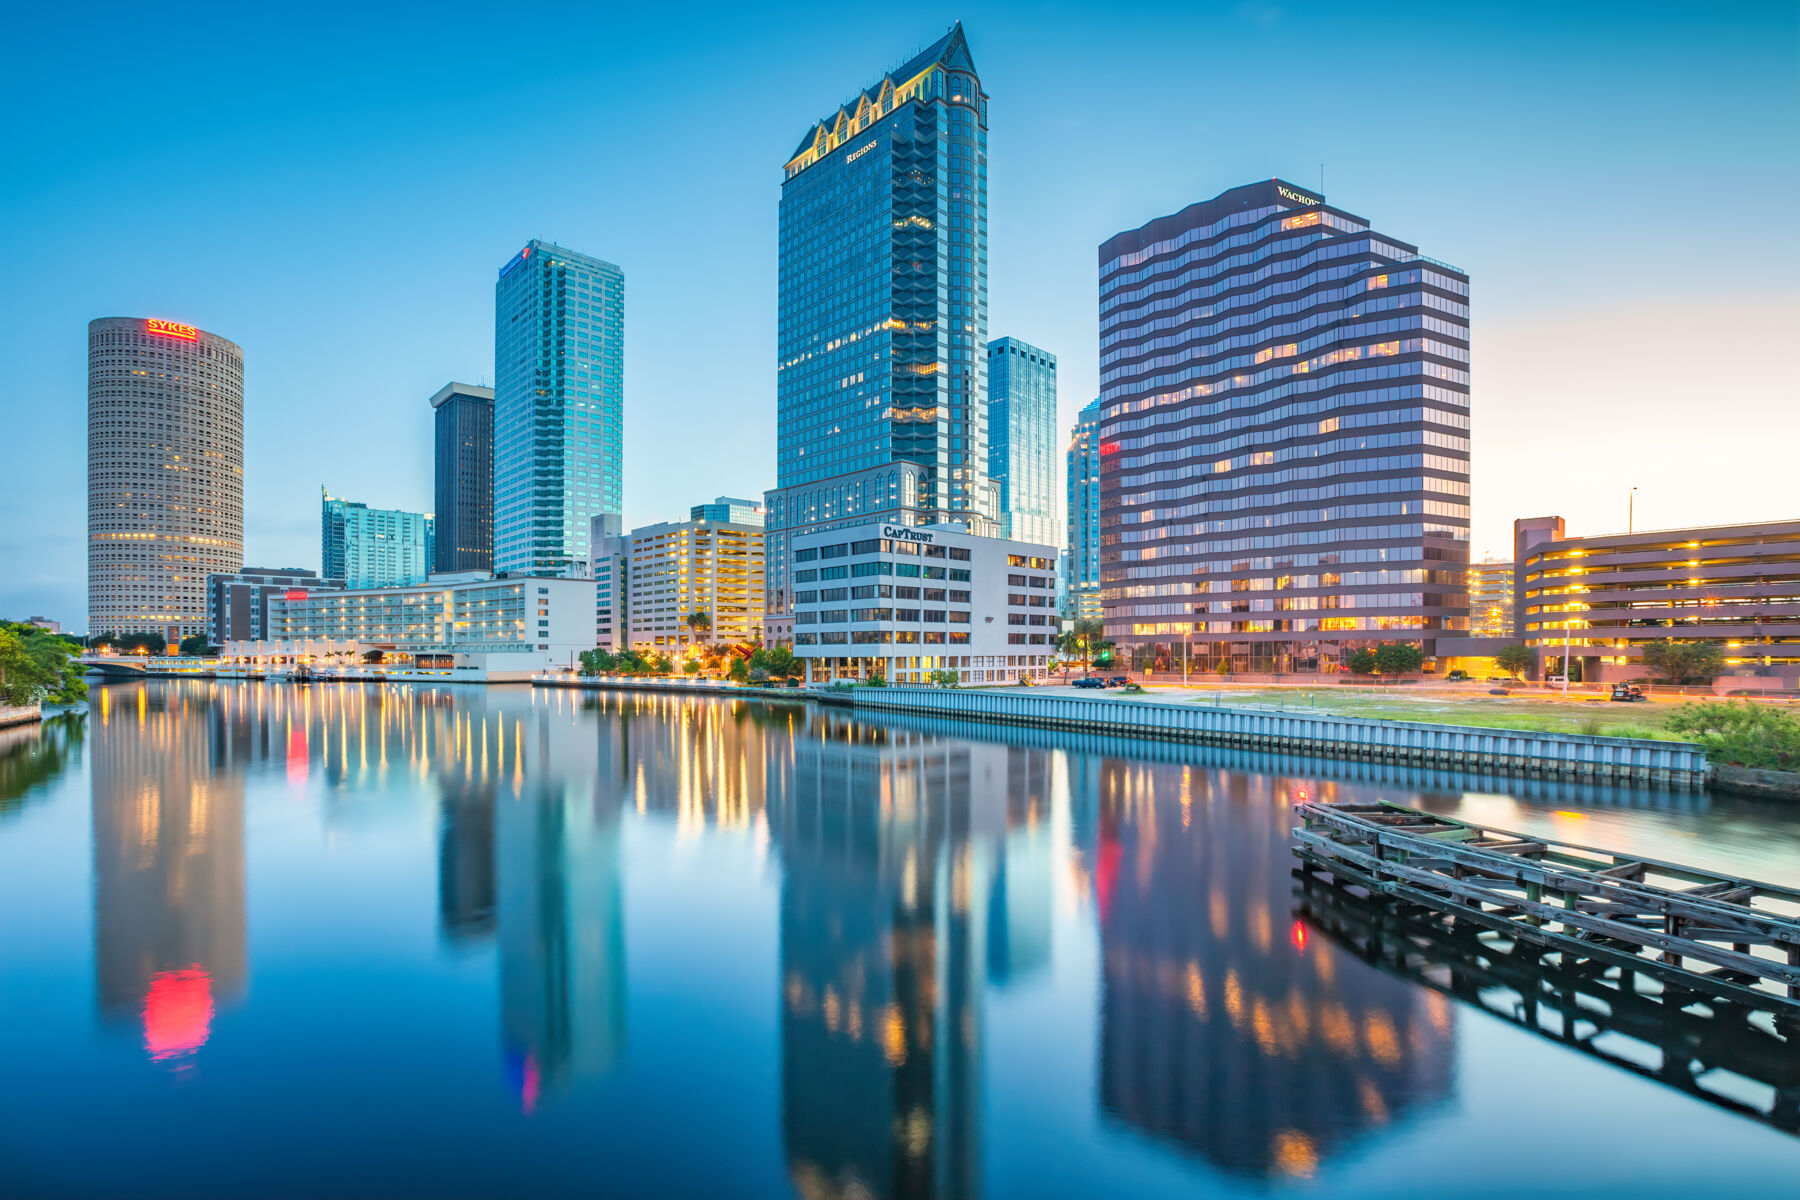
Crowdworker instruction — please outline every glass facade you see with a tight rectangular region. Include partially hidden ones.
[494,240,623,575]
[1098,179,1471,673]
[1467,559,1514,638]
[987,337,1059,546]
[1064,397,1103,620]
[766,24,996,623]
[321,489,434,589]
[431,382,495,573]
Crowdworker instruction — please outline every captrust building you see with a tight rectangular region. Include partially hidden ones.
[790,521,1057,685]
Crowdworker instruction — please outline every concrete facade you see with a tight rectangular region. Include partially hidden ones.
[87,317,244,641]
[790,520,1057,685]
[620,517,765,652]
[205,566,341,645]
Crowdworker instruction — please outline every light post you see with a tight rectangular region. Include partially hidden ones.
[1182,631,1190,688]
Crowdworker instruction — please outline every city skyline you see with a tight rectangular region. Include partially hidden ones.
[5,2,1798,627]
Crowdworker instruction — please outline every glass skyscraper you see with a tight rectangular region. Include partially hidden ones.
[763,23,996,628]
[1064,398,1103,621]
[431,381,495,573]
[494,240,623,576]
[1098,179,1470,673]
[987,337,1059,546]
[321,488,434,589]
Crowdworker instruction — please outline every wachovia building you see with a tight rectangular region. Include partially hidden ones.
[1097,180,1471,673]
[88,317,245,642]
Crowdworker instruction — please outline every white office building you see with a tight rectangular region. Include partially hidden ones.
[790,521,1057,685]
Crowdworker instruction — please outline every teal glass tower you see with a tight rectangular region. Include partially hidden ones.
[987,337,1058,546]
[1064,398,1103,620]
[494,240,624,576]
[321,488,434,589]
[763,23,996,623]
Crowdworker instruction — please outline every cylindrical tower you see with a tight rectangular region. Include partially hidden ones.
[87,317,244,642]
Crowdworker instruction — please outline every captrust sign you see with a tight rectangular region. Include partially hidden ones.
[883,525,933,543]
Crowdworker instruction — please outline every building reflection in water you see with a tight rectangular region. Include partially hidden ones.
[0,714,84,820]
[772,711,1024,1200]
[91,682,247,1068]
[1091,765,1455,1178]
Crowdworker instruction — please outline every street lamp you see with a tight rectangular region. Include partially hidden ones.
[1182,631,1190,688]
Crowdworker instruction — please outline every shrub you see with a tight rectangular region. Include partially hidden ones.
[863,673,888,687]
[1494,643,1534,681]
[1666,701,1800,771]
[927,668,960,688]
[1346,648,1377,676]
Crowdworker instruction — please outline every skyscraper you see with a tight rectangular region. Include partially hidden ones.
[494,240,624,576]
[763,23,995,626]
[1098,180,1471,674]
[1064,398,1103,621]
[87,317,244,641]
[431,381,495,573]
[987,337,1059,546]
[320,488,434,588]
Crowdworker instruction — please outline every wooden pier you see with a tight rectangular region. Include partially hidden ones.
[1297,872,1800,1133]
[1293,801,1800,1014]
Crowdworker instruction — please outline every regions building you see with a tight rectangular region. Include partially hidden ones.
[87,317,245,642]
[321,488,434,588]
[764,23,999,635]
[431,382,495,573]
[789,520,1056,685]
[205,566,341,645]
[1516,517,1800,687]
[1064,397,1104,622]
[494,240,624,575]
[591,505,766,654]
[1467,559,1514,638]
[988,337,1060,546]
[1097,180,1471,674]
[244,574,596,679]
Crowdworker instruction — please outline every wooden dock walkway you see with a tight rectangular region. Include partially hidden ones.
[1293,801,1800,1013]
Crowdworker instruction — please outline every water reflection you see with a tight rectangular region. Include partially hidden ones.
[20,680,1794,1198]
[91,686,247,1067]
[0,716,85,819]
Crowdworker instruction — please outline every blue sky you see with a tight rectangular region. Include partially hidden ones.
[3,1,1796,627]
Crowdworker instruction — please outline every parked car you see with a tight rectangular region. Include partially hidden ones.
[1072,677,1105,689]
[1610,683,1647,702]
[1446,669,1468,681]
[1106,676,1131,688]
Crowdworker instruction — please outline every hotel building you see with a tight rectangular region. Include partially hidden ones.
[245,574,596,679]
[494,240,624,575]
[789,520,1055,685]
[87,316,244,641]
[1467,559,1514,638]
[431,381,495,573]
[1097,179,1471,673]
[205,566,340,645]
[988,337,1060,546]
[1517,517,1800,687]
[764,23,999,634]
[1064,397,1103,621]
[321,488,434,588]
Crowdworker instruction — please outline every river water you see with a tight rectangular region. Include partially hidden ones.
[1,679,1795,1198]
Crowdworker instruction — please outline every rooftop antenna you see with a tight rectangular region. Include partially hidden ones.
[1319,163,1325,195]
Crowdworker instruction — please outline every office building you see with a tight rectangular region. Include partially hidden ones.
[1467,559,1514,638]
[1097,179,1471,673]
[242,574,596,679]
[27,616,61,634]
[764,23,998,634]
[690,496,766,526]
[321,489,434,588]
[87,317,244,641]
[205,566,341,645]
[618,509,766,652]
[431,382,495,573]
[591,520,628,651]
[1516,517,1800,686]
[987,337,1059,547]
[494,240,624,575]
[1064,397,1104,622]
[789,520,1056,684]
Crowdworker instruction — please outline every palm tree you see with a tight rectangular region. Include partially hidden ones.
[1060,618,1106,678]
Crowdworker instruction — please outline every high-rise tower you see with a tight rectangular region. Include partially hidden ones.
[987,337,1059,545]
[431,381,495,573]
[763,23,995,629]
[1063,398,1103,621]
[1097,180,1471,673]
[494,240,623,576]
[87,317,244,641]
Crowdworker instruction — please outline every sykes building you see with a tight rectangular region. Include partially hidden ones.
[790,521,1056,685]
[764,23,999,633]
[1097,180,1471,674]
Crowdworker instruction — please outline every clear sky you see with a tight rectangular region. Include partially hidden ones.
[3,1,1795,628]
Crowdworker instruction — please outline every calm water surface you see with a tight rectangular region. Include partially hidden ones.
[1,679,1797,1198]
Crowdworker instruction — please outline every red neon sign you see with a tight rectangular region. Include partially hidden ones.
[146,319,198,341]
[284,589,309,601]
